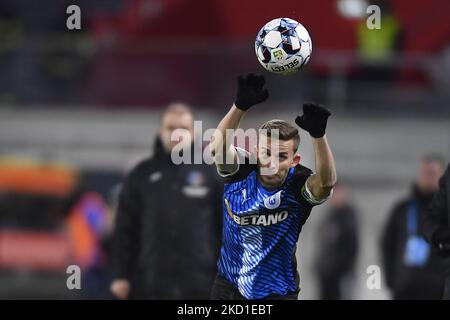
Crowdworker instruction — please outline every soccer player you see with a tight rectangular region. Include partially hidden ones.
[209,74,337,300]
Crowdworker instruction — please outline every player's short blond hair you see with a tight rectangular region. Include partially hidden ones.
[259,119,300,152]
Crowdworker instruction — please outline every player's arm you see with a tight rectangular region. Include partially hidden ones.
[210,74,268,174]
[295,103,337,201]
[210,106,245,174]
[307,135,336,200]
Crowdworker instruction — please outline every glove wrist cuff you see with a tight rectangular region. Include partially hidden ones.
[310,131,326,138]
[234,102,250,111]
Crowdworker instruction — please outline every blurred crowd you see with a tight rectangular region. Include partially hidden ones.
[0,0,449,110]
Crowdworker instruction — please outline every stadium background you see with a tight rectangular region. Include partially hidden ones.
[0,0,449,299]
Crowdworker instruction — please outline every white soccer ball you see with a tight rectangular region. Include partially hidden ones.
[255,17,312,75]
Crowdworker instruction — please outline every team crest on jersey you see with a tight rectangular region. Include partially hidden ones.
[264,191,282,209]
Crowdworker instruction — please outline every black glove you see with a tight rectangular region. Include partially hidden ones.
[433,228,450,257]
[295,103,331,138]
[234,73,269,111]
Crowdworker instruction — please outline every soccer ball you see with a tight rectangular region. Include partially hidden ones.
[255,18,312,75]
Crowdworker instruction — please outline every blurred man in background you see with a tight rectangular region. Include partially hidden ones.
[381,154,446,299]
[110,103,222,299]
[356,0,403,82]
[314,183,359,300]
[422,162,450,299]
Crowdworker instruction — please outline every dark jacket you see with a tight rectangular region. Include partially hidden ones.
[423,164,450,244]
[381,185,446,299]
[315,204,358,278]
[111,138,222,299]
[422,164,450,275]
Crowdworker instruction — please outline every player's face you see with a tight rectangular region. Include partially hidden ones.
[256,135,300,190]
[159,111,194,152]
[416,161,443,193]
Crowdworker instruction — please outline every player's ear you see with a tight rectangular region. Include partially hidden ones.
[292,154,301,167]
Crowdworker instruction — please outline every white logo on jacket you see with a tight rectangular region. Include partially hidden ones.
[149,171,163,183]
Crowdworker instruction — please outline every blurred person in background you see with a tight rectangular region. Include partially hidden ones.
[110,103,222,299]
[356,0,403,82]
[422,162,450,299]
[381,154,446,299]
[66,190,114,299]
[314,182,359,300]
[0,0,92,105]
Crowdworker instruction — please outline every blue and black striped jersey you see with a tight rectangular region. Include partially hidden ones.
[217,147,326,299]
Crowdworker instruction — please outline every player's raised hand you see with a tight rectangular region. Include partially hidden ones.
[295,103,331,138]
[234,73,269,111]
